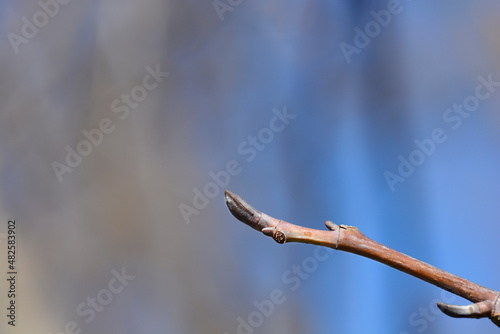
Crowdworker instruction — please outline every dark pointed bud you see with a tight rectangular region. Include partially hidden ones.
[225,190,264,231]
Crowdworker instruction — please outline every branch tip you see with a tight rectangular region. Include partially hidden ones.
[225,190,266,231]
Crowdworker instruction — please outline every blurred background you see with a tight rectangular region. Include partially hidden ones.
[1,0,500,333]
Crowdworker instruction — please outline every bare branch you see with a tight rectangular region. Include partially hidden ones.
[224,190,500,327]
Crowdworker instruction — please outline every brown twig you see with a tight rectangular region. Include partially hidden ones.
[224,190,500,327]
